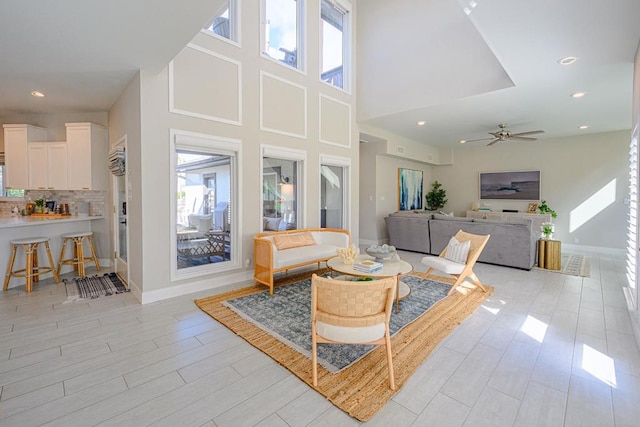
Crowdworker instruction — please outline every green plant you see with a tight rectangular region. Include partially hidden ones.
[538,200,557,219]
[542,223,554,239]
[34,198,45,208]
[425,181,448,211]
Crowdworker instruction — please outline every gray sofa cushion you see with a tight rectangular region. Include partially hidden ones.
[385,215,430,253]
[432,213,474,222]
[428,218,536,269]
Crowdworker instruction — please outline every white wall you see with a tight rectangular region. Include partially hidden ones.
[117,0,360,301]
[434,131,630,249]
[108,73,142,294]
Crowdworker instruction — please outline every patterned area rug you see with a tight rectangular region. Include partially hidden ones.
[535,253,591,277]
[195,269,493,421]
[223,274,451,372]
[64,273,129,302]
[561,254,590,277]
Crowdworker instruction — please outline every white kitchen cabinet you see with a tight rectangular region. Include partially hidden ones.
[2,124,48,189]
[28,142,68,190]
[65,123,108,190]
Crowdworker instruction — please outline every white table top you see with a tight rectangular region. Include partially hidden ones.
[327,254,413,278]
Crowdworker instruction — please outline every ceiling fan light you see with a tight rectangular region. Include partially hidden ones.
[558,56,578,65]
[459,140,466,144]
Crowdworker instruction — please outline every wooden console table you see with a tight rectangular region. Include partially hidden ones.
[538,239,561,270]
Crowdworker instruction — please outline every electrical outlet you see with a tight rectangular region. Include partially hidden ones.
[245,258,251,267]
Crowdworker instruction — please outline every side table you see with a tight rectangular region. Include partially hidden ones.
[538,239,561,270]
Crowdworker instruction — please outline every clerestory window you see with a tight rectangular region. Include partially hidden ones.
[321,0,350,91]
[203,0,239,43]
[262,0,305,71]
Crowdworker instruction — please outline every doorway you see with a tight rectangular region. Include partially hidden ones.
[112,136,129,284]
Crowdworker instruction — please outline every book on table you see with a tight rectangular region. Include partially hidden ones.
[353,260,383,273]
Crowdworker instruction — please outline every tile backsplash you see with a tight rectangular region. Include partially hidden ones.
[0,190,106,216]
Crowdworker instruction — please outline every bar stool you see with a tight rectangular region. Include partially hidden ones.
[4,237,60,292]
[57,232,101,278]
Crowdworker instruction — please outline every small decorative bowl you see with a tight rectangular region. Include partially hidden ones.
[365,244,397,262]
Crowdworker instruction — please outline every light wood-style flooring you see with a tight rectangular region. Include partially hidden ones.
[0,248,638,426]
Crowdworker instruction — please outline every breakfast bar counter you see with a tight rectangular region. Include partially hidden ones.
[0,215,105,290]
[0,214,102,229]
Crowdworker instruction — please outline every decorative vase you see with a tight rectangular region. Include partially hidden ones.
[541,222,555,240]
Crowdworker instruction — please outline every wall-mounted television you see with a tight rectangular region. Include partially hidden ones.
[479,170,541,200]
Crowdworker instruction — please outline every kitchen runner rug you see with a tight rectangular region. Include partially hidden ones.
[64,273,129,301]
[194,269,493,421]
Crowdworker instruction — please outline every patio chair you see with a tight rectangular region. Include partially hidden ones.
[420,230,490,296]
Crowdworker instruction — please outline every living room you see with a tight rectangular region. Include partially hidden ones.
[0,0,639,424]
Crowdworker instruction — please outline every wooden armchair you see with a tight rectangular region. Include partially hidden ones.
[311,274,396,389]
[420,230,490,296]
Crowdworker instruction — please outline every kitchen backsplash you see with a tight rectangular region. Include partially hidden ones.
[0,190,106,216]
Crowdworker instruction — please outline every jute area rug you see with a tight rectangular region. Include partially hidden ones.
[194,269,493,421]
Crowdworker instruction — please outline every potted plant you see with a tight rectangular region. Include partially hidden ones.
[425,181,448,211]
[541,223,555,240]
[538,200,557,220]
[34,198,45,214]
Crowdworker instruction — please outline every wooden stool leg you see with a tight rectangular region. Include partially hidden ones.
[44,241,60,283]
[24,243,34,293]
[73,242,79,272]
[33,246,39,283]
[57,238,68,277]
[88,236,101,271]
[3,245,17,291]
[76,238,86,277]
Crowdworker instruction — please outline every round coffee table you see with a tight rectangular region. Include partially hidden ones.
[326,254,413,312]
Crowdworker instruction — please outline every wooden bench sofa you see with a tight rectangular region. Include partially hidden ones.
[254,228,350,295]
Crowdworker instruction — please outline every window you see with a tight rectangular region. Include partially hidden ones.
[320,155,350,229]
[321,0,350,90]
[171,131,240,279]
[262,146,306,231]
[203,0,238,42]
[262,0,304,70]
[0,160,24,199]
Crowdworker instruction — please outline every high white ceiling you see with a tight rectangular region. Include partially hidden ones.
[0,0,218,116]
[0,0,638,149]
[358,0,640,147]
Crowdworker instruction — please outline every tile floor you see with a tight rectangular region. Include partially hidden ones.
[0,248,638,426]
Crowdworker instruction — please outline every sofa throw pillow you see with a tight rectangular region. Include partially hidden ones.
[263,217,282,231]
[444,236,470,264]
[273,232,317,250]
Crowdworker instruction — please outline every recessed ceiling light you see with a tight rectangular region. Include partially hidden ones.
[416,120,426,126]
[459,140,467,144]
[31,91,45,97]
[571,92,586,98]
[579,125,589,129]
[558,56,578,65]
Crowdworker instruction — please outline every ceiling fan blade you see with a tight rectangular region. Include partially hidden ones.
[463,137,492,143]
[487,139,500,146]
[511,130,545,137]
[509,136,538,141]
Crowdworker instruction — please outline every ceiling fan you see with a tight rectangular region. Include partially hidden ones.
[465,124,545,146]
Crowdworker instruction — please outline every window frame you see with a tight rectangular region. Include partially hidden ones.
[319,154,351,230]
[261,0,306,73]
[319,0,351,92]
[201,0,241,45]
[170,129,242,281]
[261,145,307,230]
